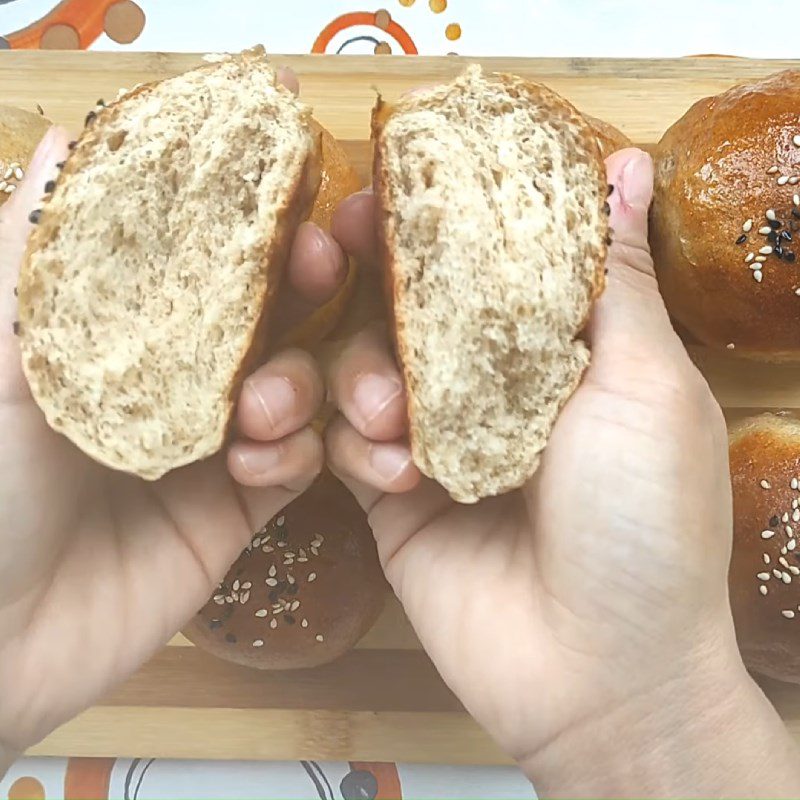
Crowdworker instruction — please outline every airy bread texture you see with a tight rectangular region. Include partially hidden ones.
[0,105,51,206]
[652,70,800,360]
[18,50,319,479]
[729,414,800,682]
[373,65,608,503]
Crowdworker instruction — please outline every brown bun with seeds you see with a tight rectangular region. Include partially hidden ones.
[582,113,632,159]
[17,48,358,480]
[729,414,800,682]
[651,70,800,360]
[0,105,51,206]
[182,472,387,669]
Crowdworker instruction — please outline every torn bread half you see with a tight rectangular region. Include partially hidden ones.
[373,65,609,503]
[18,48,320,479]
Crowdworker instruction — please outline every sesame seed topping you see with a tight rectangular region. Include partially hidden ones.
[242,581,252,589]
[755,255,767,262]
[745,252,755,263]
[287,574,295,584]
[768,166,780,174]
[763,530,776,539]
[315,634,324,642]
[793,135,800,147]
[270,618,278,629]
[2,168,11,181]
[255,609,268,617]
[239,591,250,604]
[290,600,300,611]
[298,556,308,563]
[28,209,41,224]
[761,479,772,489]
[252,538,261,548]
[5,184,17,194]
[790,566,800,576]
[783,610,796,619]
[301,618,309,628]
[783,512,789,522]
[790,177,799,185]
[213,596,225,605]
[767,209,778,221]
[268,565,277,577]
[760,246,774,255]
[232,580,240,591]
[736,234,748,244]
[263,546,274,553]
[754,270,763,282]
[759,225,772,235]
[790,539,797,551]
[758,572,771,580]
[253,639,264,647]
[760,585,769,595]
[783,572,792,584]
[743,218,754,232]
[774,569,783,578]
[308,572,317,582]
[780,557,790,568]
[765,554,772,564]
[778,175,790,185]
[783,547,789,555]
[13,167,23,181]
[265,578,278,587]
[727,343,735,349]
[793,478,798,490]
[787,525,794,536]
[277,515,285,526]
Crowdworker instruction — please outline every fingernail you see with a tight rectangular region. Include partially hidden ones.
[307,223,345,281]
[618,150,654,209]
[353,373,402,425]
[244,376,296,430]
[237,445,282,477]
[370,443,412,483]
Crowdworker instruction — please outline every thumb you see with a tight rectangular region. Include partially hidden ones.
[588,147,681,356]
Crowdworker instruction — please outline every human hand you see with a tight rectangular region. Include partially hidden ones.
[0,69,342,763]
[327,149,800,797]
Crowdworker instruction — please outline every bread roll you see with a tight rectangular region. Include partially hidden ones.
[373,65,609,503]
[182,472,386,669]
[729,414,800,682]
[652,71,800,360]
[17,49,348,480]
[583,113,631,159]
[0,105,51,207]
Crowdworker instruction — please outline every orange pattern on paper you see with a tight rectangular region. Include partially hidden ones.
[7,776,45,800]
[349,762,403,799]
[64,757,115,800]
[311,11,418,54]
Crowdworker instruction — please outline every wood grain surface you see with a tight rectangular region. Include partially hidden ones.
[2,51,800,765]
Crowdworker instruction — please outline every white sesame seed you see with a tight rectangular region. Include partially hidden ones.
[778,175,790,185]
[787,525,794,536]
[755,255,767,262]
[291,600,300,611]
[0,181,6,192]
[255,609,268,617]
[749,263,760,271]
[270,618,278,629]
[767,209,778,221]
[745,252,755,263]
[240,591,250,604]
[761,479,772,489]
[265,578,278,587]
[311,539,322,548]
[783,512,790,522]
[760,585,769,595]
[317,534,325,542]
[277,541,286,548]
[783,572,792,584]
[768,165,780,174]
[299,548,307,558]
[759,225,773,235]
[285,552,295,559]
[763,530,776,539]
[13,167,23,181]
[232,580,240,591]
[795,194,800,207]
[790,177,799,185]
[743,218,754,232]
[758,572,771,580]
[263,546,274,553]
[793,478,798,490]
[794,499,799,508]
[3,185,14,194]
[242,581,252,590]
[308,572,317,582]
[302,618,309,627]
[774,569,783,578]
[760,246,774,255]
[754,270,763,282]
[780,557,790,568]
[792,509,799,522]
[252,538,261,548]
[298,557,308,563]
[213,596,225,605]
[727,343,735,349]
[765,554,772,564]
[277,515,285,526]
[3,168,12,180]
[795,288,800,296]
[226,597,234,604]
[783,546,789,555]
[253,639,264,647]
[793,135,800,147]
[790,566,800,576]
[268,565,277,577]
[315,634,324,642]
[783,610,796,619]
[311,546,319,556]
[790,539,797,551]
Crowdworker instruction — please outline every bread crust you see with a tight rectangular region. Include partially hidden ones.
[372,69,608,501]
[17,50,326,479]
[0,105,51,206]
[182,471,387,669]
[652,70,800,359]
[729,413,800,682]
[582,113,632,159]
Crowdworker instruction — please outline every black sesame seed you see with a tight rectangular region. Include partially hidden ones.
[43,180,55,194]
[786,252,797,263]
[84,111,96,127]
[771,516,780,527]
[776,245,784,258]
[284,614,296,625]
[792,208,800,220]
[28,209,41,224]
[605,235,613,247]
[783,230,793,241]
[736,234,748,245]
[604,267,609,275]
[767,231,779,244]
[287,584,299,596]
[607,184,614,196]
[770,219,782,230]
[13,286,17,297]
[603,202,611,215]
[68,141,77,150]
[36,103,44,116]
[268,590,279,602]
[97,98,105,107]
[209,619,222,630]
[12,321,19,336]
[224,633,237,644]
[56,161,65,170]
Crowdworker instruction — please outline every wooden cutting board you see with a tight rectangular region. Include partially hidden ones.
[2,51,800,765]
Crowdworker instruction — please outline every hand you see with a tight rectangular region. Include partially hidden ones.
[0,70,342,763]
[327,150,800,797]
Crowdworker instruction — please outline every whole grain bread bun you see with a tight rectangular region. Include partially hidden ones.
[729,414,800,682]
[373,65,609,504]
[182,472,387,669]
[0,105,51,206]
[583,113,631,159]
[18,49,327,480]
[652,70,800,360]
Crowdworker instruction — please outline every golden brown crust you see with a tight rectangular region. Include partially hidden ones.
[583,113,632,159]
[652,70,800,358]
[0,105,51,206]
[182,472,387,669]
[729,413,800,682]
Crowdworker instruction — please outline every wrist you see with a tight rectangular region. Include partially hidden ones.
[519,643,800,798]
